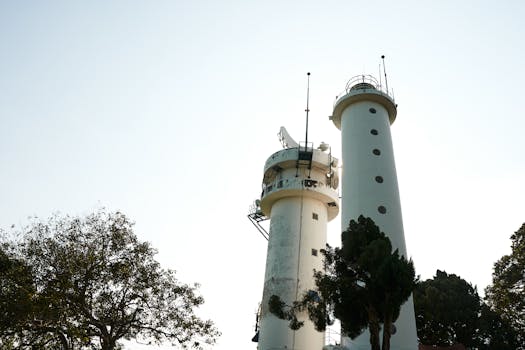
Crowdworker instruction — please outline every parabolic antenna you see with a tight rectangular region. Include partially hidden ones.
[278,126,299,149]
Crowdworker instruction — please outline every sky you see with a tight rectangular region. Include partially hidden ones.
[1,0,524,349]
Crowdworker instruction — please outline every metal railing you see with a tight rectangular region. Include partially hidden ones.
[261,177,337,198]
[333,74,394,107]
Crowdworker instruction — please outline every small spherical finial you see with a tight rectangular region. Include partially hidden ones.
[381,55,385,59]
[307,72,311,76]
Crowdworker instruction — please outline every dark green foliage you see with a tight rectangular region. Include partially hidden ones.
[0,210,219,350]
[268,295,304,331]
[0,248,33,328]
[0,246,39,348]
[477,303,519,350]
[485,223,525,350]
[270,215,417,350]
[414,270,481,348]
[414,270,519,350]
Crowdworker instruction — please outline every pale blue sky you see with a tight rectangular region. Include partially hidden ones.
[1,1,524,349]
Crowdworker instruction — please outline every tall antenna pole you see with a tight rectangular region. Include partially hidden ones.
[381,55,389,95]
[379,63,382,90]
[305,72,311,148]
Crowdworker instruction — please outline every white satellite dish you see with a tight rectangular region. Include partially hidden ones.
[278,126,299,149]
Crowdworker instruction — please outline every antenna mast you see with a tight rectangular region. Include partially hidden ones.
[381,55,389,95]
[379,63,382,90]
[305,72,311,146]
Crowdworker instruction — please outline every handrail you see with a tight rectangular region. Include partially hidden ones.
[262,177,338,197]
[333,74,394,107]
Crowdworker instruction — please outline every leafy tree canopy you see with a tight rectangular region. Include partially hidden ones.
[485,223,525,350]
[0,245,36,348]
[477,303,519,350]
[414,270,481,348]
[0,210,219,350]
[414,270,518,350]
[270,215,416,350]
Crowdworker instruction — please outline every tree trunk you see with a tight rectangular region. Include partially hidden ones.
[101,336,116,350]
[382,311,393,350]
[57,332,70,350]
[368,307,381,350]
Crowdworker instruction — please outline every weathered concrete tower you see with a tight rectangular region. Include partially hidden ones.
[254,129,340,350]
[330,75,418,350]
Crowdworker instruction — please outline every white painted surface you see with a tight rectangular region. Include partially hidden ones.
[258,147,339,350]
[332,85,418,350]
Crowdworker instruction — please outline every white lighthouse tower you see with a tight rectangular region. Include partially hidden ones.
[330,74,418,350]
[252,127,340,350]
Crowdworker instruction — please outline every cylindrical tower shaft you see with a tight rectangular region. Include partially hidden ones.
[331,76,418,350]
[257,144,339,350]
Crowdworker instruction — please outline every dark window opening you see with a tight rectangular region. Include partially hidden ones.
[371,129,378,135]
[373,149,381,156]
[378,206,387,214]
[312,249,318,256]
[369,107,377,114]
[375,176,384,183]
[312,213,319,220]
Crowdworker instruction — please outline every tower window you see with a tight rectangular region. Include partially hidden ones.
[378,206,387,214]
[369,108,377,114]
[312,213,318,220]
[373,149,381,156]
[311,249,318,256]
[370,129,378,135]
[375,176,384,183]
